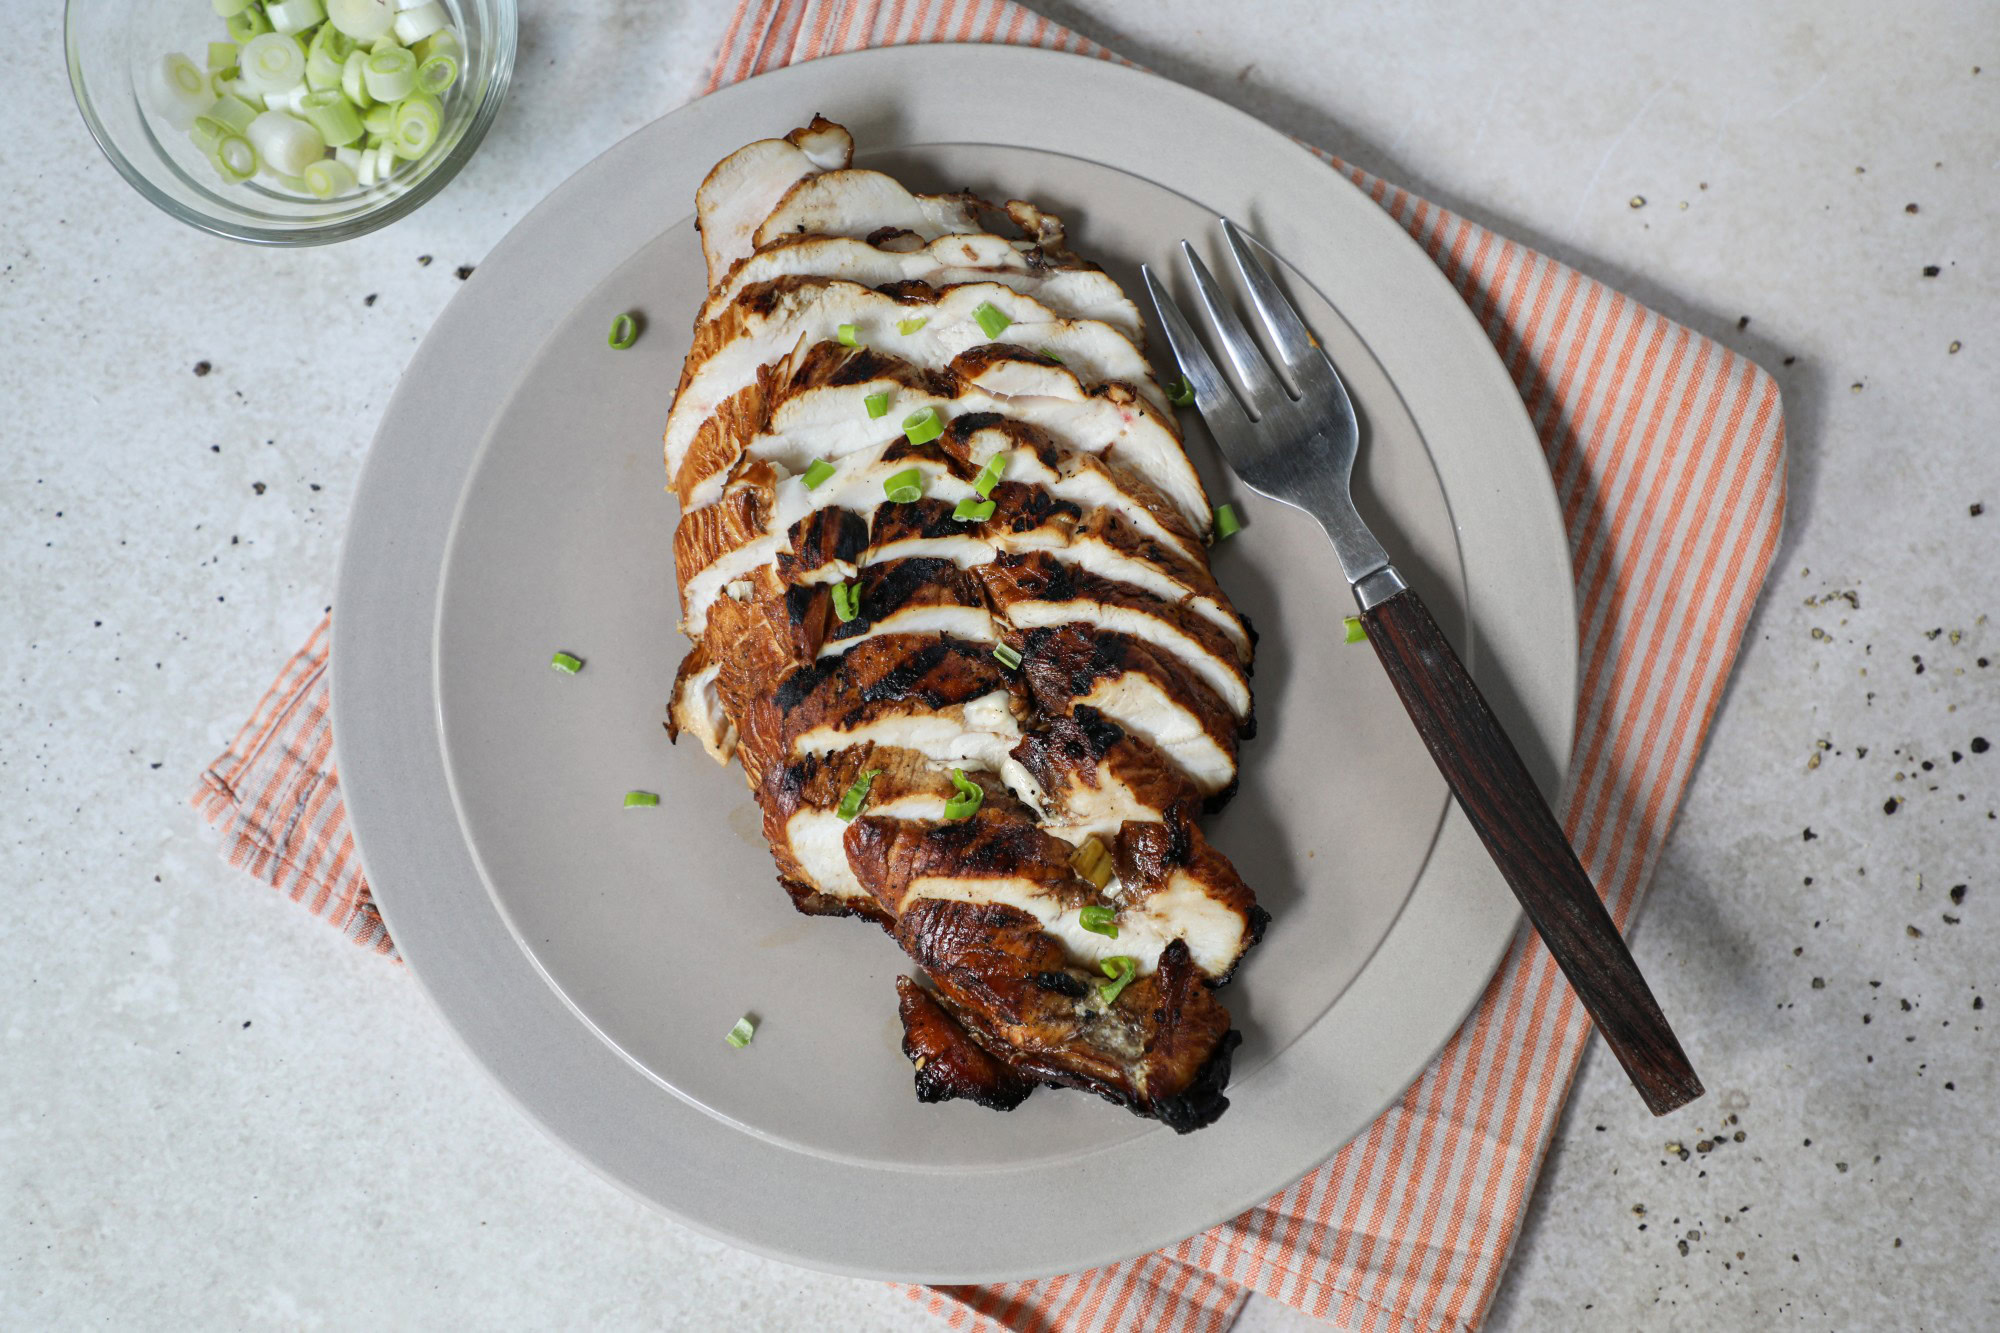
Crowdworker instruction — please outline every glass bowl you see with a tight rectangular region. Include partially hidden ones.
[66,0,515,246]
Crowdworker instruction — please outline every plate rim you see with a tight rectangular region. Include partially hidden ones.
[333,42,1576,1284]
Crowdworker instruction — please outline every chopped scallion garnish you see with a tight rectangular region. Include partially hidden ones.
[831,580,862,623]
[362,46,416,101]
[972,450,1007,498]
[863,390,891,418]
[1344,615,1367,644]
[1039,346,1064,364]
[900,407,943,446]
[952,497,996,523]
[550,650,583,674]
[882,466,925,503]
[623,790,660,809]
[896,316,928,335]
[943,768,984,821]
[1069,836,1113,890]
[801,458,836,490]
[1212,503,1243,540]
[1079,904,1119,938]
[607,312,640,349]
[992,643,1022,671]
[972,301,1012,339]
[1166,375,1196,406]
[837,322,862,347]
[835,768,881,822]
[725,1015,756,1048]
[1098,956,1139,1004]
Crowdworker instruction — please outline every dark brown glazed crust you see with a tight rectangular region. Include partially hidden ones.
[896,976,1035,1111]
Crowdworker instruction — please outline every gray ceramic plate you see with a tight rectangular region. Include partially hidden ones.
[334,44,1575,1284]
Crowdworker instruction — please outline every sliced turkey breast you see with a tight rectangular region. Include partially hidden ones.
[751,168,987,253]
[695,116,854,288]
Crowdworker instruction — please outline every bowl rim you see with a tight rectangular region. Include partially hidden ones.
[65,0,518,247]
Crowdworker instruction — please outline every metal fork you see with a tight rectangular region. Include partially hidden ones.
[1144,222,1704,1116]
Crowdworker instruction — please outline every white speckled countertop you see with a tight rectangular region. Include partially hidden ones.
[6,2,1996,1327]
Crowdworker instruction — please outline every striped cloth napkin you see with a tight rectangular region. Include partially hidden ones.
[196,2,1787,1328]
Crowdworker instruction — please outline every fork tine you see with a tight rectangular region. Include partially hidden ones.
[1218,219,1338,393]
[1179,242,1291,414]
[1141,264,1262,492]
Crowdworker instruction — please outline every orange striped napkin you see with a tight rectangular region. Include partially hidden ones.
[196,2,1786,1328]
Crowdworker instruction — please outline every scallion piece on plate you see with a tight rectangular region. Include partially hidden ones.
[390,90,440,157]
[801,458,836,490]
[298,88,363,146]
[326,0,397,41]
[972,301,1012,339]
[830,580,862,623]
[239,32,307,93]
[836,322,862,347]
[1078,904,1119,938]
[607,312,640,349]
[896,316,928,335]
[863,390,890,419]
[393,0,450,43]
[1343,615,1367,644]
[1039,346,1064,364]
[1166,374,1196,406]
[992,643,1022,671]
[1212,503,1243,541]
[301,157,356,198]
[362,45,416,101]
[549,650,583,674]
[1069,836,1114,889]
[623,790,660,809]
[951,496,995,523]
[943,769,983,821]
[1097,956,1139,1004]
[882,466,925,503]
[835,768,881,822]
[900,408,942,446]
[972,451,1006,498]
[724,1015,756,1048]
[149,54,212,129]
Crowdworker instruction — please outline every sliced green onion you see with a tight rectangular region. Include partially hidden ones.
[266,0,324,35]
[900,408,942,446]
[607,312,640,349]
[1343,615,1367,644]
[835,768,881,821]
[1039,346,1065,364]
[1079,904,1119,938]
[341,49,374,106]
[952,497,996,523]
[389,91,440,159]
[1069,836,1113,889]
[299,88,363,146]
[239,32,307,93]
[1212,503,1242,541]
[836,323,862,347]
[415,51,458,95]
[207,41,241,71]
[943,769,983,821]
[725,1015,756,1048]
[304,22,354,89]
[373,140,401,181]
[393,0,450,43]
[550,650,583,674]
[623,790,660,809]
[801,458,836,490]
[334,144,363,170]
[992,643,1022,671]
[301,157,357,199]
[212,0,255,17]
[972,301,1012,339]
[246,109,324,177]
[1097,956,1139,1005]
[363,46,416,101]
[830,580,862,623]
[150,54,212,129]
[195,94,260,139]
[412,26,462,65]
[361,100,396,135]
[972,451,1007,498]
[896,316,928,335]
[327,0,396,41]
[225,6,274,40]
[882,467,925,504]
[863,390,891,419]
[1166,375,1196,406]
[207,134,258,183]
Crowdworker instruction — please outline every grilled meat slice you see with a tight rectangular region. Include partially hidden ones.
[752,169,990,254]
[696,116,854,287]
[896,976,1036,1111]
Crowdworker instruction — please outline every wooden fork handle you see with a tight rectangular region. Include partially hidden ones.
[1360,584,1704,1116]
